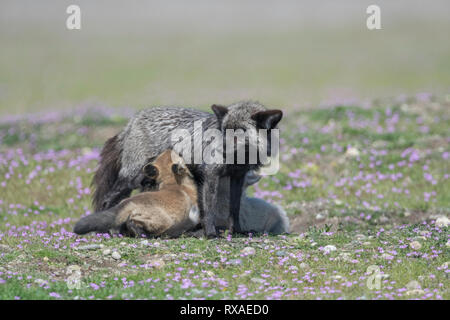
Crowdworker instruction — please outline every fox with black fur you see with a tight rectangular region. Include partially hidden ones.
[91,101,283,237]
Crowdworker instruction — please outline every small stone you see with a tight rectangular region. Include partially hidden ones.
[345,147,360,158]
[140,240,149,246]
[435,216,450,228]
[0,244,12,253]
[362,242,371,246]
[121,293,134,299]
[310,242,317,247]
[299,262,309,269]
[404,211,411,217]
[355,234,366,241]
[120,242,126,246]
[409,241,422,250]
[205,271,215,277]
[191,289,203,295]
[111,252,121,260]
[241,247,256,256]
[276,250,286,257]
[76,244,101,251]
[406,289,425,296]
[323,245,337,254]
[331,275,343,280]
[250,278,265,284]
[34,279,47,285]
[379,215,389,223]
[153,242,160,247]
[337,252,351,262]
[406,280,421,290]
[315,213,326,221]
[102,249,111,256]
[43,257,49,262]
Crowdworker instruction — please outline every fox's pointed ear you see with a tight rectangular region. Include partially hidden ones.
[211,104,228,120]
[172,163,193,178]
[143,164,159,178]
[251,109,283,129]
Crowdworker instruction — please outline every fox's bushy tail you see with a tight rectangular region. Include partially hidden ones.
[73,210,117,234]
[92,134,122,212]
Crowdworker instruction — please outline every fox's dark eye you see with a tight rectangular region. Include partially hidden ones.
[143,164,158,177]
[172,164,179,175]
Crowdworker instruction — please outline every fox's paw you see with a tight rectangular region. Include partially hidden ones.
[125,217,148,238]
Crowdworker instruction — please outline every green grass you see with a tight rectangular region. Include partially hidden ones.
[1,2,449,299]
[0,97,449,300]
[0,226,447,300]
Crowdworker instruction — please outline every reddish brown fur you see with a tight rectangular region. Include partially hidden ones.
[114,150,198,237]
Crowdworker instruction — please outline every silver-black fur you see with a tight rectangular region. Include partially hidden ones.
[92,100,282,237]
[215,171,289,234]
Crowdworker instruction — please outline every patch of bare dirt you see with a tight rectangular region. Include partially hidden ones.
[288,208,448,234]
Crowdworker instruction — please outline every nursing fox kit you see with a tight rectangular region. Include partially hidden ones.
[74,150,200,237]
[91,100,283,237]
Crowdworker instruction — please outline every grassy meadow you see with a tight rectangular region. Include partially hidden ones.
[0,96,448,300]
[0,1,449,300]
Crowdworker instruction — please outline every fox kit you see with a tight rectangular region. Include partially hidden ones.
[92,101,282,237]
[74,150,199,237]
[215,171,289,234]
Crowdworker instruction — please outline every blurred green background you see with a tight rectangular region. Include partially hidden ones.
[0,0,449,115]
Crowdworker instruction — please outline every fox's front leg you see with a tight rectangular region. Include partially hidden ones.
[230,174,245,233]
[201,173,220,238]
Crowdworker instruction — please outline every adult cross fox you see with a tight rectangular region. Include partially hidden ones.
[92,100,283,237]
